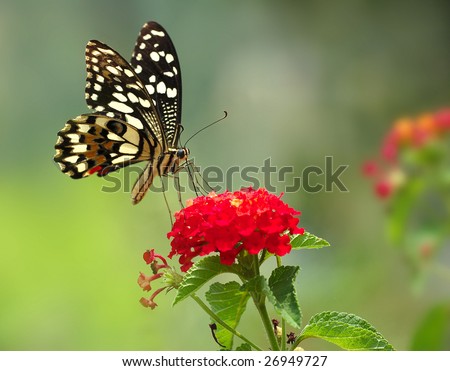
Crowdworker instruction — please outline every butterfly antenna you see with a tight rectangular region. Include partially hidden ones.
[174,171,185,208]
[159,171,174,226]
[184,111,228,146]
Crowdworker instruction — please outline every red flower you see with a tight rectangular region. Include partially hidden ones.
[361,160,379,178]
[374,180,393,199]
[434,109,450,132]
[167,188,304,272]
[381,133,399,162]
[138,249,172,309]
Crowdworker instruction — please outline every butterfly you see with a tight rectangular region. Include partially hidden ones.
[54,21,189,205]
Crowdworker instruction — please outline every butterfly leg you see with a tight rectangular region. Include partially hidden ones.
[173,171,185,209]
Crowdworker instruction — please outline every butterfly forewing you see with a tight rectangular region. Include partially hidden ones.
[131,21,182,147]
[85,40,165,146]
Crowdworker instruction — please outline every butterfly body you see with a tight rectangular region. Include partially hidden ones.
[54,22,187,204]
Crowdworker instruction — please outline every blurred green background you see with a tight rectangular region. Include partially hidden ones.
[1,0,449,350]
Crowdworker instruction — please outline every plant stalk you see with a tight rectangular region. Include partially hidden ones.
[190,293,262,351]
[252,254,280,350]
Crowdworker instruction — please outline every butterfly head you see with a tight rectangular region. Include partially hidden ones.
[176,147,190,161]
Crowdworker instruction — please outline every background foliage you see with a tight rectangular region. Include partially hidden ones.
[1,0,449,350]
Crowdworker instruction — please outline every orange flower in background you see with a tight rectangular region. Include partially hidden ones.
[393,118,415,144]
[379,109,450,163]
[365,107,450,200]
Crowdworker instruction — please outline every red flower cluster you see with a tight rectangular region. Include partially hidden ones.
[167,188,304,272]
[363,108,450,199]
[381,108,450,163]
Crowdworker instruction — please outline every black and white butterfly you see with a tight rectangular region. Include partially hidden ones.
[54,21,189,204]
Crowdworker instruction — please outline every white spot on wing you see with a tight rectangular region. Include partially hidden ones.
[120,143,139,154]
[166,88,177,98]
[114,85,124,92]
[156,81,166,94]
[150,52,160,61]
[78,124,90,132]
[139,98,151,108]
[165,53,174,63]
[107,132,123,141]
[124,69,134,77]
[112,155,135,164]
[125,114,144,129]
[139,42,146,50]
[150,30,165,37]
[143,34,151,40]
[67,133,79,143]
[106,66,120,75]
[127,92,139,103]
[94,83,101,91]
[146,84,155,95]
[108,101,133,113]
[135,65,142,74]
[72,144,87,153]
[112,92,127,102]
[65,155,80,163]
[97,47,115,55]
[76,163,88,172]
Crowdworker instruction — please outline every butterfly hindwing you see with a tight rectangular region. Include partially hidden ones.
[54,114,158,179]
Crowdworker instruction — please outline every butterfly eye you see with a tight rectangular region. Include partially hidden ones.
[176,149,186,158]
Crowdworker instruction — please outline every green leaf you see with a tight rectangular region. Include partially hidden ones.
[410,302,450,350]
[235,343,252,351]
[387,179,424,245]
[298,311,394,350]
[205,281,250,350]
[290,232,330,250]
[241,268,302,329]
[173,256,239,305]
[268,266,302,329]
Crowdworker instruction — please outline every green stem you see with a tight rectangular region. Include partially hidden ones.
[190,293,262,351]
[254,296,280,350]
[252,255,280,351]
[275,256,286,351]
[290,334,306,350]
